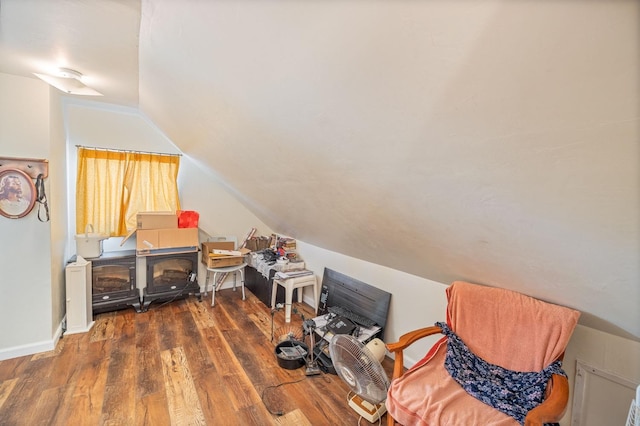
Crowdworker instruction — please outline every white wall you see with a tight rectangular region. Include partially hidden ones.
[0,74,54,358]
[49,90,69,338]
[296,240,448,366]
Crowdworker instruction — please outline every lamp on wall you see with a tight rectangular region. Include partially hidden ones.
[33,68,102,96]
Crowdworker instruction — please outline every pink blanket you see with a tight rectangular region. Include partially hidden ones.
[386,281,580,426]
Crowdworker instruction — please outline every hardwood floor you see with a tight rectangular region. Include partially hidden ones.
[0,288,393,426]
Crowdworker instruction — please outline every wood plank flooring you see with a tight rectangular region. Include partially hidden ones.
[0,288,393,426]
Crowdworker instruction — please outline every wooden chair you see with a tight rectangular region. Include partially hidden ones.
[385,281,580,426]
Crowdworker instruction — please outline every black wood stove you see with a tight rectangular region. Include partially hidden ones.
[90,250,141,313]
[142,251,201,311]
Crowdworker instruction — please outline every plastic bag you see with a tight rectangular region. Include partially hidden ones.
[177,210,199,228]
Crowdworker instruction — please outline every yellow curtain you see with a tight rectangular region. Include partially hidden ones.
[76,147,181,236]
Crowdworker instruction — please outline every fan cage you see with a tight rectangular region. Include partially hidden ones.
[329,334,390,405]
[273,325,303,343]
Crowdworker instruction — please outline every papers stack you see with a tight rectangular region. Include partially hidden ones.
[275,270,314,280]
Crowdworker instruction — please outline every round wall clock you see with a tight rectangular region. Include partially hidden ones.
[0,168,37,219]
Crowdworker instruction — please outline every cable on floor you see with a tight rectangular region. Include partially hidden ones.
[260,372,329,417]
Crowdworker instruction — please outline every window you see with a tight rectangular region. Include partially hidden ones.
[76,147,181,236]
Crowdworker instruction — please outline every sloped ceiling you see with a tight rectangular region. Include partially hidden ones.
[138,1,639,339]
[0,0,638,339]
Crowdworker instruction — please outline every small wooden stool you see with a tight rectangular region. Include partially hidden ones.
[272,274,317,322]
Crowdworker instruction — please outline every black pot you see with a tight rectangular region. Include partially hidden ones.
[275,339,308,370]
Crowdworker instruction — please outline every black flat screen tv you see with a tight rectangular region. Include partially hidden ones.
[318,268,392,340]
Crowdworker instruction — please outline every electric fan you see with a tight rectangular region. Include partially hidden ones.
[626,384,640,426]
[273,324,303,343]
[329,334,390,424]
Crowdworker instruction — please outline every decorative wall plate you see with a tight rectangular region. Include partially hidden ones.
[0,168,37,219]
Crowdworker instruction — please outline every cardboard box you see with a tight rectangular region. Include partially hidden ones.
[202,241,235,254]
[121,227,198,255]
[205,256,245,268]
[136,211,177,229]
[137,228,198,254]
[201,241,249,268]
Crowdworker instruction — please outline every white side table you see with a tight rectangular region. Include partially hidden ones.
[272,274,318,322]
[206,262,247,306]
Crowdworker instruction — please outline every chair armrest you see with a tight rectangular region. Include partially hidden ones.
[524,373,569,426]
[386,325,443,353]
[386,325,443,381]
[385,325,443,426]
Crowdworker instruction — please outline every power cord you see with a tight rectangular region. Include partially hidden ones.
[261,373,329,416]
[148,272,198,310]
[261,377,306,416]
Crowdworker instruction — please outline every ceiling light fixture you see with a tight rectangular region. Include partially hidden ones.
[33,67,103,96]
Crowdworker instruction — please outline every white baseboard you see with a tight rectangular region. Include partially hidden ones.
[302,293,316,312]
[64,321,95,335]
[0,318,64,361]
[54,316,64,343]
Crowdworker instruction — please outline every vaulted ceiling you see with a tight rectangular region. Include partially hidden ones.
[1,0,638,339]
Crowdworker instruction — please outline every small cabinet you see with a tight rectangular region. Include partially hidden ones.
[65,257,94,334]
[245,265,294,308]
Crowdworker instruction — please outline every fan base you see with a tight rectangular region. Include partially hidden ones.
[348,394,386,423]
